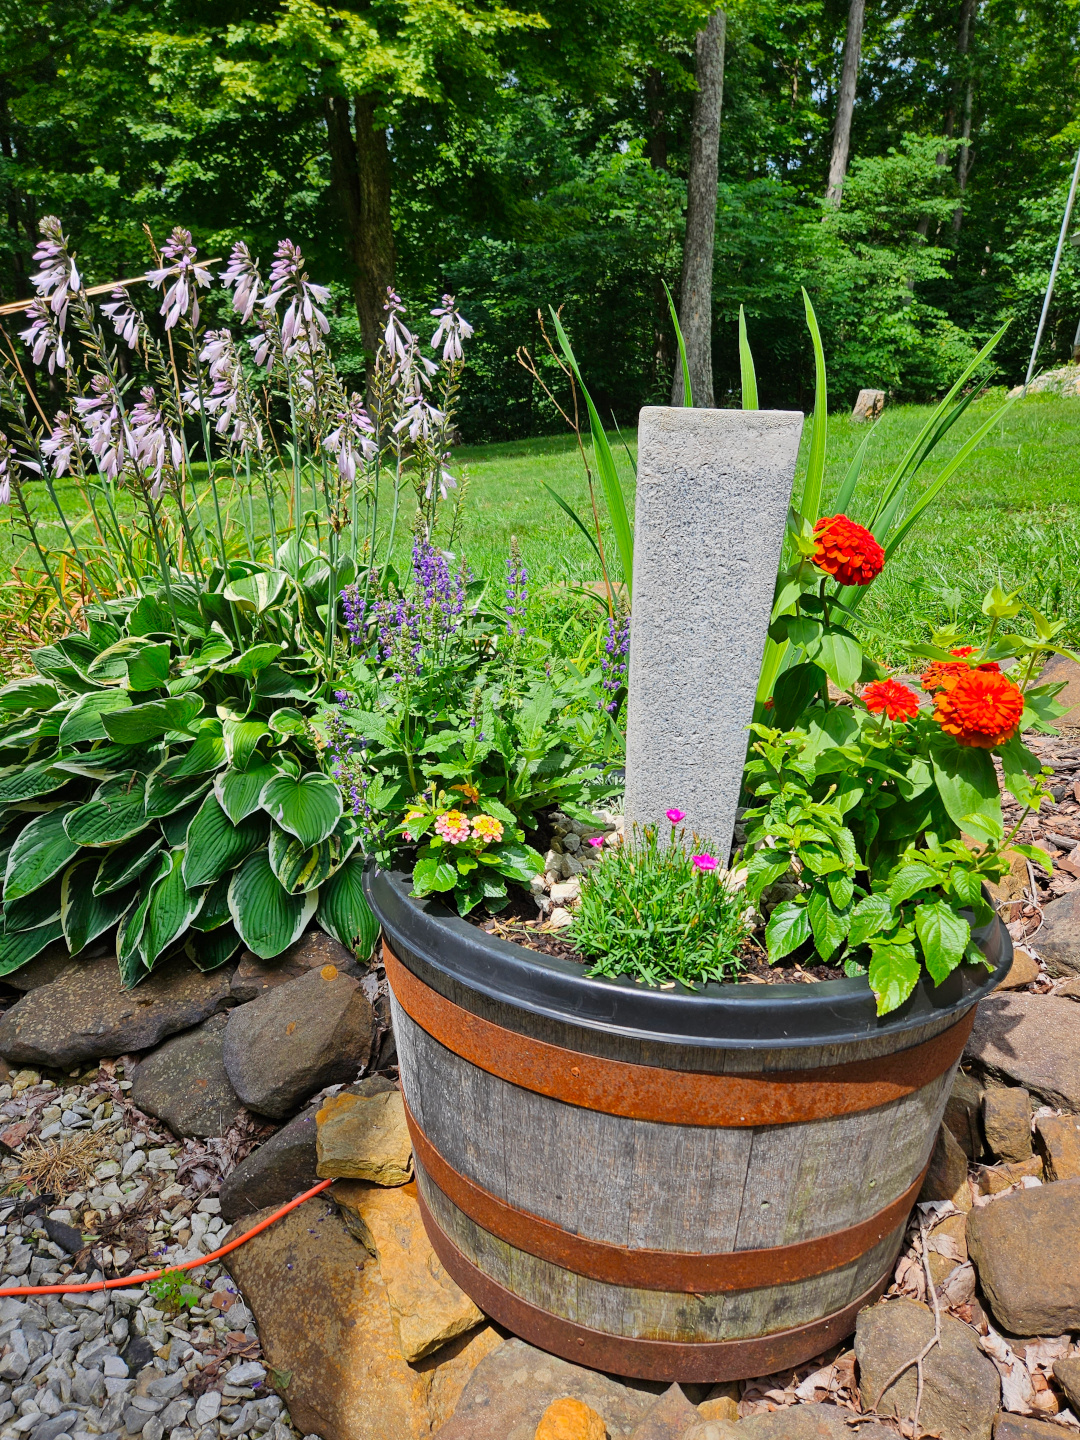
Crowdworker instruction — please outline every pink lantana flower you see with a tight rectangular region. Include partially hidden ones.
[692,854,718,872]
[435,810,471,844]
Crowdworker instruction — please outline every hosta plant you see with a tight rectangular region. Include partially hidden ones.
[0,586,378,986]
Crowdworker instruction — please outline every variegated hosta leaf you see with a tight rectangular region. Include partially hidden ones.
[267,815,362,895]
[64,772,149,847]
[94,832,163,896]
[182,794,268,889]
[61,860,133,955]
[316,855,380,960]
[143,849,204,967]
[228,851,317,960]
[4,808,79,902]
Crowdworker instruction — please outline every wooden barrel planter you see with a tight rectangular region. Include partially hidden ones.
[364,866,1010,1383]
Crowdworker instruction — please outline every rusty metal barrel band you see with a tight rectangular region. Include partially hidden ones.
[415,1187,895,1384]
[406,1098,925,1294]
[385,941,973,1126]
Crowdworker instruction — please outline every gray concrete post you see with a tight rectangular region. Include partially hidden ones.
[624,407,804,861]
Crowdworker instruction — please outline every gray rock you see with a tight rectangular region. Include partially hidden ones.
[627,1385,700,1439]
[623,407,803,864]
[129,1013,244,1139]
[3,944,78,992]
[29,1413,80,1440]
[435,1338,661,1439]
[229,929,363,1004]
[855,1298,999,1440]
[1037,889,1080,976]
[222,967,375,1120]
[740,1406,895,1439]
[967,1176,1080,1334]
[0,955,236,1068]
[964,992,1080,1110]
[219,1077,394,1221]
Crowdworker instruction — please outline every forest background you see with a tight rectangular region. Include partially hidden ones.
[1,0,1079,442]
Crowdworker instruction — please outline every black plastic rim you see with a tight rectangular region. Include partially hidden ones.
[365,865,1012,1051]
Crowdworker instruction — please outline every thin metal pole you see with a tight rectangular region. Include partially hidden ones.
[1025,142,1080,391]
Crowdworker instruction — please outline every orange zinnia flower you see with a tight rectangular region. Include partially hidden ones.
[811,515,885,586]
[933,669,1025,749]
[863,678,921,721]
[920,652,1001,693]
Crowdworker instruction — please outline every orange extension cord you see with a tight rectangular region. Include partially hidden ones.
[0,1177,334,1297]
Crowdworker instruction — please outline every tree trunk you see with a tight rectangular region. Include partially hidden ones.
[324,93,396,362]
[952,0,977,233]
[646,67,673,391]
[825,0,866,206]
[672,9,725,409]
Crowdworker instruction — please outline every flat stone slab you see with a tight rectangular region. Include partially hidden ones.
[964,992,1080,1110]
[129,1011,244,1138]
[333,1180,483,1362]
[230,927,363,1002]
[624,407,803,861]
[222,1196,502,1440]
[317,1088,412,1183]
[0,954,236,1067]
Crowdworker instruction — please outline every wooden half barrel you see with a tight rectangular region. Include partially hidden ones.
[365,868,1010,1383]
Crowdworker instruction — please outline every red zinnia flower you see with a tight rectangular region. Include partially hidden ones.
[933,669,1025,749]
[811,515,885,587]
[949,646,976,658]
[863,678,921,722]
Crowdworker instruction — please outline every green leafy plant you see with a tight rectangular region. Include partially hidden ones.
[0,585,378,985]
[148,1269,203,1311]
[571,816,750,988]
[744,581,1073,1014]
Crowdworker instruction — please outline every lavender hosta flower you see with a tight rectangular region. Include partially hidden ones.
[382,289,416,369]
[189,329,264,452]
[29,216,80,320]
[0,434,14,506]
[323,394,376,484]
[429,295,473,364]
[599,611,630,713]
[100,287,142,349]
[147,227,212,330]
[220,241,263,323]
[19,299,66,373]
[394,394,445,448]
[128,387,182,497]
[263,240,330,356]
[74,374,128,480]
[40,411,82,478]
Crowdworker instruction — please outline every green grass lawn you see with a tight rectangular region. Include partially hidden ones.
[8,390,1080,665]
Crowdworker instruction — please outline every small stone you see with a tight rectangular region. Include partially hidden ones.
[316,1091,412,1185]
[193,1394,220,1427]
[852,388,885,421]
[1053,1355,1080,1412]
[627,1385,700,1438]
[986,850,1031,907]
[534,1397,605,1440]
[993,1418,1074,1439]
[738,1406,893,1438]
[434,1339,658,1439]
[982,1086,1032,1162]
[222,966,375,1120]
[855,1299,999,1440]
[101,1358,127,1379]
[129,1014,244,1140]
[919,1122,972,1211]
[549,881,581,906]
[944,1070,984,1160]
[965,993,1080,1111]
[997,947,1040,990]
[333,1181,482,1362]
[1035,1113,1080,1179]
[681,1425,740,1440]
[697,1396,739,1422]
[973,1155,1043,1193]
[1034,890,1080,976]
[547,908,573,929]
